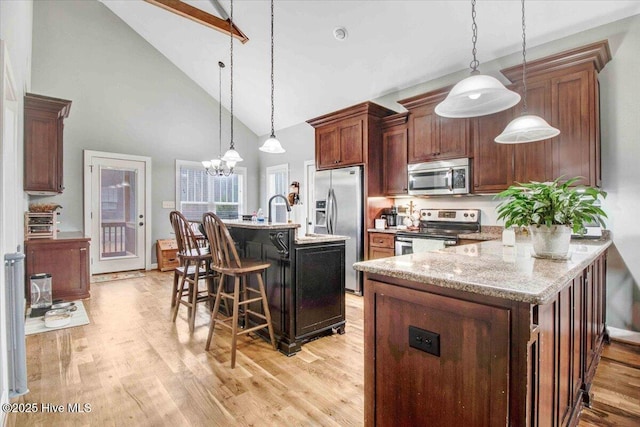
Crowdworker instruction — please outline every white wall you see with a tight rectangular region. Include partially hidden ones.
[260,15,640,332]
[29,0,260,262]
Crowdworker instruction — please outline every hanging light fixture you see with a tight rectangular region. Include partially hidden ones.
[495,0,559,143]
[435,0,521,118]
[221,0,243,164]
[203,61,235,176]
[260,0,285,154]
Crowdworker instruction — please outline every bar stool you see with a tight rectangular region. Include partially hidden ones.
[201,212,276,368]
[169,211,217,332]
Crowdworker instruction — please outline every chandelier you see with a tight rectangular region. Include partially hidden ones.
[203,61,235,176]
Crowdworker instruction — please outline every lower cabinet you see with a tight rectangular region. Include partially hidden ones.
[294,243,345,337]
[364,252,608,426]
[24,234,91,301]
[368,232,395,260]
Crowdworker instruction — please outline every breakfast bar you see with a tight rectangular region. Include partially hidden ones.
[225,221,348,355]
[354,238,611,426]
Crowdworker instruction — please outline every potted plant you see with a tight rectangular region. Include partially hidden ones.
[496,177,607,259]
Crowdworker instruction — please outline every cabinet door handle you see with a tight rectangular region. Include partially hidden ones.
[80,248,87,251]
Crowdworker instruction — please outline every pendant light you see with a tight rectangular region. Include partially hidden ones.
[203,61,235,176]
[221,0,243,165]
[495,0,559,143]
[435,0,521,118]
[259,0,285,154]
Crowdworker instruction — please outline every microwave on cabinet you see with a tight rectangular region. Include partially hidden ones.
[407,158,470,196]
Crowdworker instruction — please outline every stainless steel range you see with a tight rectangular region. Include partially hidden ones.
[395,209,481,256]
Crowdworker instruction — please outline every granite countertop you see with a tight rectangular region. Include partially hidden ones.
[224,220,300,230]
[353,238,612,305]
[295,233,349,245]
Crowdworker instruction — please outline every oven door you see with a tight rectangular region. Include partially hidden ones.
[408,160,469,196]
[395,236,454,256]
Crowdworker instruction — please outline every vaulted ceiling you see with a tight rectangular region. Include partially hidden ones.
[101,0,640,136]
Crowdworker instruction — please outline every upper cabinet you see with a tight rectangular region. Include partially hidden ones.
[381,113,409,196]
[24,93,72,195]
[473,41,610,192]
[398,88,470,164]
[308,102,395,196]
[473,79,552,193]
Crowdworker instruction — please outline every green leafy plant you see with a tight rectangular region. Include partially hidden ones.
[496,177,607,234]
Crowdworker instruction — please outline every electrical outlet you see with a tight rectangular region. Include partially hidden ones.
[408,325,440,357]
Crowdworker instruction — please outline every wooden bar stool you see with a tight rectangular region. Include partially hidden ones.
[202,212,276,368]
[169,211,217,332]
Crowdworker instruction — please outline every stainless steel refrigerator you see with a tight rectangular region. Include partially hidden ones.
[314,166,363,295]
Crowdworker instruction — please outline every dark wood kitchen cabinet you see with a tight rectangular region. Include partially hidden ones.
[308,102,395,196]
[24,93,72,195]
[398,87,470,164]
[308,102,394,170]
[472,79,552,193]
[499,40,610,189]
[25,233,90,301]
[368,232,395,260]
[381,112,409,195]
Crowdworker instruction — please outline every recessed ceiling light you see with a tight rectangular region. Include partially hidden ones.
[333,27,348,41]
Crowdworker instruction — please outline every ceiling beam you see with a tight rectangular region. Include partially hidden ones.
[144,0,249,44]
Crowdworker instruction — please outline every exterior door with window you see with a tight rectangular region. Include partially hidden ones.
[87,154,148,274]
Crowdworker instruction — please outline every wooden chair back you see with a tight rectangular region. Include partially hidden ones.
[202,212,242,270]
[169,211,205,257]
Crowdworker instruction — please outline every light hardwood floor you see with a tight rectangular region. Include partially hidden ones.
[6,270,639,426]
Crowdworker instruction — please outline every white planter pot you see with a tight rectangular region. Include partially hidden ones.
[529,225,572,259]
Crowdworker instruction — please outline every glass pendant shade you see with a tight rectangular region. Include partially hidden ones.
[259,135,285,153]
[435,74,521,118]
[221,148,243,163]
[495,114,560,143]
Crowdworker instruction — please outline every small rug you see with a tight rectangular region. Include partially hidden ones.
[25,300,90,336]
[90,270,146,284]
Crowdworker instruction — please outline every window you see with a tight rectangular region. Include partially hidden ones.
[175,160,246,222]
[266,164,289,223]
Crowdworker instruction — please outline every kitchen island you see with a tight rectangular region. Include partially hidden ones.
[225,221,347,355]
[354,238,611,426]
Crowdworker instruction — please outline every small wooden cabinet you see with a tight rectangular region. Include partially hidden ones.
[398,88,470,164]
[308,102,395,197]
[25,233,90,301]
[368,232,395,260]
[24,93,72,195]
[381,113,409,195]
[156,239,179,271]
[315,117,364,168]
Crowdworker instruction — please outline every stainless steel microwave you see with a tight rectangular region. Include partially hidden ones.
[408,158,470,196]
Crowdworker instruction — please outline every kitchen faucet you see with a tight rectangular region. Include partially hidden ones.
[268,194,291,224]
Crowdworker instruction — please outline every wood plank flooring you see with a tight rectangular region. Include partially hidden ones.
[6,270,639,426]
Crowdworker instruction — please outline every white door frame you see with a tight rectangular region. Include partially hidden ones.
[83,150,152,273]
[0,38,19,415]
[304,160,315,234]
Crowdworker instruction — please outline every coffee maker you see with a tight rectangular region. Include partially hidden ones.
[381,206,398,227]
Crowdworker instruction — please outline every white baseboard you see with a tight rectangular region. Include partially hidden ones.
[149,263,158,270]
[608,326,640,345]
